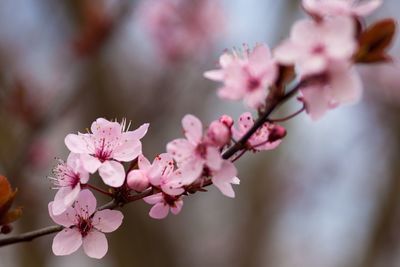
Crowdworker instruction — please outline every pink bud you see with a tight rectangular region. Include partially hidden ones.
[219,115,234,128]
[268,125,287,143]
[206,121,231,147]
[127,170,150,192]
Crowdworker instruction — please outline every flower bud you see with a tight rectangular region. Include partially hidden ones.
[1,224,12,234]
[219,115,234,128]
[206,120,231,147]
[268,125,287,143]
[127,170,150,192]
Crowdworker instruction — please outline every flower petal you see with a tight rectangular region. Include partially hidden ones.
[98,161,126,187]
[143,193,163,204]
[166,138,194,164]
[48,202,76,227]
[113,139,142,162]
[64,134,91,154]
[82,230,108,259]
[149,202,169,219]
[92,209,124,233]
[182,114,203,144]
[170,199,183,215]
[74,189,97,217]
[206,147,223,171]
[80,154,102,174]
[52,228,82,256]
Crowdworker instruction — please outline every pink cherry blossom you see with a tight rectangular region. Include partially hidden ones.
[143,192,184,219]
[204,44,278,109]
[127,153,184,195]
[49,190,123,259]
[167,114,223,185]
[49,153,89,215]
[302,0,383,18]
[211,160,240,198]
[139,0,224,63]
[274,17,357,75]
[64,118,149,187]
[232,112,284,151]
[300,61,362,120]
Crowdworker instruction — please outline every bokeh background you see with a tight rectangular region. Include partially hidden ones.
[0,0,400,266]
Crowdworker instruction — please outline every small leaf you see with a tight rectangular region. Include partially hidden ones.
[0,176,22,226]
[355,19,396,63]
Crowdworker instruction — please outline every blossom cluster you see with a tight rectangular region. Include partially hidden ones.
[46,0,393,260]
[204,0,384,120]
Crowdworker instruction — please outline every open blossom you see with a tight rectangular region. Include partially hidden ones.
[274,17,357,75]
[300,61,362,120]
[65,118,149,187]
[204,44,278,109]
[50,153,89,215]
[49,190,123,259]
[167,115,223,185]
[302,0,382,18]
[144,192,183,220]
[232,112,285,151]
[127,153,184,195]
[139,0,224,63]
[211,160,240,198]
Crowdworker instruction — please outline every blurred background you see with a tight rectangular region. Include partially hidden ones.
[0,0,399,266]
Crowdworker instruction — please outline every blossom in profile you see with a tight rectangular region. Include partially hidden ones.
[204,44,278,109]
[300,61,362,120]
[274,17,357,75]
[50,153,89,215]
[167,115,223,185]
[143,192,184,219]
[232,112,285,151]
[65,118,149,187]
[302,0,383,18]
[49,190,123,259]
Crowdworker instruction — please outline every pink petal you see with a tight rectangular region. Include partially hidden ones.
[243,88,268,109]
[113,139,142,162]
[352,0,382,16]
[138,154,151,170]
[82,230,108,259]
[161,171,185,196]
[128,123,149,140]
[179,160,203,185]
[80,154,102,174]
[90,118,121,137]
[98,161,126,187]
[92,209,124,233]
[64,134,90,154]
[330,66,362,104]
[143,193,163,204]
[170,199,183,215]
[274,40,301,65]
[182,114,203,144]
[74,189,97,217]
[212,161,238,198]
[52,186,81,215]
[219,53,233,67]
[166,138,194,164]
[48,202,76,227]
[206,147,223,171]
[301,85,331,121]
[147,153,175,185]
[204,70,224,81]
[52,228,82,256]
[149,202,169,219]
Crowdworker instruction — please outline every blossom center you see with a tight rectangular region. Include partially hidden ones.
[312,44,325,54]
[77,217,93,237]
[247,77,261,91]
[195,143,207,159]
[95,138,113,162]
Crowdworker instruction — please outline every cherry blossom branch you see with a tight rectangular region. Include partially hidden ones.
[0,77,312,248]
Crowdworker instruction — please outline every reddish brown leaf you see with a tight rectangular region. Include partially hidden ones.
[355,19,396,63]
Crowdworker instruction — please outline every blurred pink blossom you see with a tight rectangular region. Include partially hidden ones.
[49,190,123,259]
[211,160,240,198]
[274,17,357,76]
[204,44,278,109]
[300,61,362,120]
[139,0,224,63]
